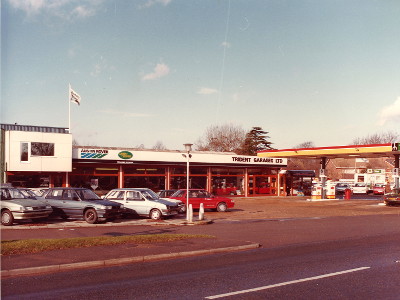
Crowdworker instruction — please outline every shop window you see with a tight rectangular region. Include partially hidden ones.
[172,167,186,174]
[212,176,244,195]
[72,166,96,174]
[124,167,165,174]
[248,168,272,175]
[124,176,165,191]
[20,142,29,162]
[190,167,207,174]
[31,142,54,156]
[71,176,118,192]
[95,167,118,175]
[211,168,244,175]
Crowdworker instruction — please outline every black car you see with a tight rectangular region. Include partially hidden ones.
[41,188,123,224]
[383,188,400,206]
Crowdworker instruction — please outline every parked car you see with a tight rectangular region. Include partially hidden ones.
[372,184,385,195]
[102,188,182,220]
[157,189,185,213]
[28,188,49,197]
[1,187,53,226]
[335,183,351,194]
[351,183,368,194]
[41,188,124,224]
[17,188,41,200]
[169,189,235,212]
[383,191,400,206]
[157,189,178,198]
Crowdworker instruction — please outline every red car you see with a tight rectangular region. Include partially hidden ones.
[169,189,235,212]
[373,184,385,195]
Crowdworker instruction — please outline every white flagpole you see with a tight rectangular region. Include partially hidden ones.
[68,83,71,133]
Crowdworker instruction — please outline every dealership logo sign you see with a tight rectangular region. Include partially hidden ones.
[118,151,133,160]
[81,149,108,159]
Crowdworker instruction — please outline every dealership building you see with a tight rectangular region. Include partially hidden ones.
[1,124,288,197]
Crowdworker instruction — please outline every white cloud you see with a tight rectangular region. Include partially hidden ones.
[139,0,172,9]
[71,5,96,18]
[221,41,231,48]
[142,63,170,81]
[7,0,103,19]
[197,87,218,95]
[378,97,400,126]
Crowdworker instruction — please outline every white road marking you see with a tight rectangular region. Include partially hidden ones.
[205,266,371,299]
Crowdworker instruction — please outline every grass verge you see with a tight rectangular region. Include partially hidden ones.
[1,234,215,256]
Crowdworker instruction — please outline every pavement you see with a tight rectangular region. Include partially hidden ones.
[0,196,392,278]
[0,217,261,278]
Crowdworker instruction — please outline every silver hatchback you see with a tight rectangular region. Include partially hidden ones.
[103,188,182,220]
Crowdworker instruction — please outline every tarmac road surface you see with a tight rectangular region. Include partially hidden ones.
[2,229,400,300]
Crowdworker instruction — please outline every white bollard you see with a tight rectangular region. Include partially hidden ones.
[188,204,193,223]
[199,203,204,221]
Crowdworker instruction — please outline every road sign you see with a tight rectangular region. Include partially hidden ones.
[392,143,400,151]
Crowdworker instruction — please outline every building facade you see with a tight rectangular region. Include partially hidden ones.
[1,124,288,197]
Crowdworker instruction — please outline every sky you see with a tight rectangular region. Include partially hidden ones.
[2,0,400,151]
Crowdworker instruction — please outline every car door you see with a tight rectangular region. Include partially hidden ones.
[61,189,84,217]
[198,190,215,209]
[44,189,69,217]
[126,191,149,216]
[188,190,202,209]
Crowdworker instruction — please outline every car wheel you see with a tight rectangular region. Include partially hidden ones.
[216,202,228,212]
[1,209,14,226]
[84,208,98,224]
[60,214,69,220]
[149,209,162,220]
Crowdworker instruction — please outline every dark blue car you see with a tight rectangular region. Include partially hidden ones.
[41,188,123,224]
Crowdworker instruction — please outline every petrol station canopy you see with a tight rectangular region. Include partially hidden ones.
[257,143,400,159]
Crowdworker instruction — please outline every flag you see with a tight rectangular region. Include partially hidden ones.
[69,84,81,105]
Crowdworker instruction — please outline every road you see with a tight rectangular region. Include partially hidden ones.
[2,214,400,299]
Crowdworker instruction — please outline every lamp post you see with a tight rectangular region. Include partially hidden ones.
[183,143,193,221]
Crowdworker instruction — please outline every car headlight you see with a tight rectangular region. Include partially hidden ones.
[120,204,124,209]
[46,205,52,209]
[21,206,34,211]
[100,205,113,209]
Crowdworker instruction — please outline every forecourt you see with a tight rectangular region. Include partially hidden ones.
[258,143,400,198]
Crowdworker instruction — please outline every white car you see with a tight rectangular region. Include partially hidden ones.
[352,183,368,194]
[102,188,182,220]
[1,187,53,226]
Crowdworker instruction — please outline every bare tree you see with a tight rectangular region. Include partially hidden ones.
[352,131,399,145]
[195,123,246,152]
[152,141,167,150]
[288,141,320,172]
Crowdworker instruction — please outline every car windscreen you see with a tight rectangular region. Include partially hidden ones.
[0,188,26,200]
[141,190,159,200]
[76,189,100,200]
[19,189,36,198]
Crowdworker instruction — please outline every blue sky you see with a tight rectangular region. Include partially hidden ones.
[2,0,400,150]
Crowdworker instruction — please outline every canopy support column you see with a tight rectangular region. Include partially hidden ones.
[320,157,327,199]
[394,154,399,192]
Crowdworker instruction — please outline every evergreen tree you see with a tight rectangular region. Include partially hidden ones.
[238,127,274,155]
